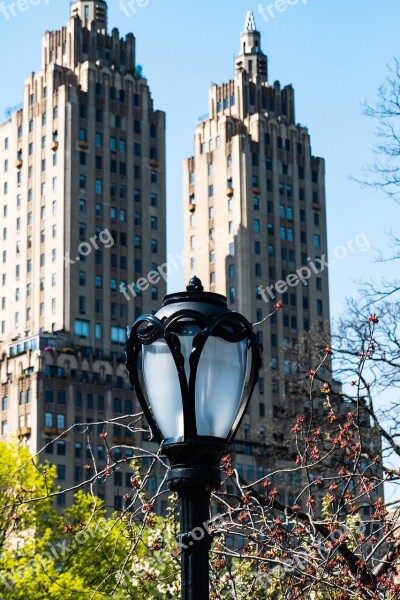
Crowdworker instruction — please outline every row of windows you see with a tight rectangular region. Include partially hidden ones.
[3,98,152,146]
[44,365,128,387]
[256,292,324,315]
[89,131,158,158]
[79,122,157,143]
[254,177,318,200]
[93,84,140,105]
[1,188,157,218]
[44,412,66,429]
[1,266,158,300]
[189,205,319,237]
[189,156,317,183]
[201,137,221,153]
[1,392,31,411]
[44,390,134,414]
[253,242,323,261]
[79,296,128,320]
[2,250,57,268]
[3,177,57,197]
[74,320,127,344]
[216,95,236,112]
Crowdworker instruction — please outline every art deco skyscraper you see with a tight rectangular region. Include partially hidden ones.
[0,1,166,509]
[184,12,330,487]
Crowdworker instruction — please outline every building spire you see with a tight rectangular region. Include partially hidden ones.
[70,0,108,32]
[236,10,267,82]
[244,10,257,32]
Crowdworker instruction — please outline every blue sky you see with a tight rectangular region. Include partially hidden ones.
[0,0,399,319]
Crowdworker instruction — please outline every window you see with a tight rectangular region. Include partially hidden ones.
[111,326,126,344]
[254,219,260,233]
[79,199,86,214]
[85,394,94,410]
[151,239,158,253]
[255,263,261,277]
[96,179,102,194]
[72,442,82,460]
[57,414,65,429]
[75,319,90,337]
[44,412,53,428]
[280,226,286,240]
[56,465,66,480]
[57,441,66,456]
[255,241,261,255]
[150,216,158,230]
[317,299,323,316]
[229,287,236,303]
[228,265,235,280]
[150,193,158,207]
[253,197,260,210]
[208,185,214,198]
[314,234,321,249]
[150,148,158,160]
[79,271,86,286]
[79,296,86,314]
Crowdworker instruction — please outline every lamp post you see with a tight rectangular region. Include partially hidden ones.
[125,277,261,600]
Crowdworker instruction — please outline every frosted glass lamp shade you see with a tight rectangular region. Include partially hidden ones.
[143,331,248,441]
[195,337,247,438]
[143,338,184,440]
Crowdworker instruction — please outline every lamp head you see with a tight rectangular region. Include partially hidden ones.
[126,279,262,453]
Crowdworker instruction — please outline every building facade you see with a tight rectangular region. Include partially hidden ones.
[184,12,330,499]
[0,1,166,509]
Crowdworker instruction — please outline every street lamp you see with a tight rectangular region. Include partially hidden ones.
[125,277,261,600]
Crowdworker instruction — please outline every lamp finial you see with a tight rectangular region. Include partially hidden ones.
[187,276,204,292]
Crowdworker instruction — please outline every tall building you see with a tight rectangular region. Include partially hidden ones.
[0,1,166,509]
[184,12,330,493]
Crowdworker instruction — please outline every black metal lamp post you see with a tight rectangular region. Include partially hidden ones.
[125,277,261,600]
